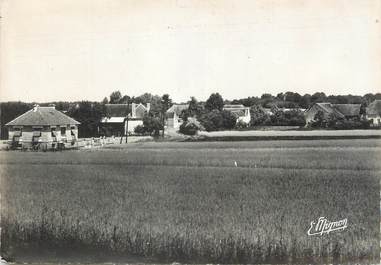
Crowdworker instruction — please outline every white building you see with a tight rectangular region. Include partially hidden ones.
[100,103,150,136]
[366,100,381,127]
[166,104,189,129]
[223,104,251,124]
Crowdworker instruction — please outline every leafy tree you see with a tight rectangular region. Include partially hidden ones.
[199,110,223,131]
[142,115,162,136]
[311,92,327,103]
[284,92,302,103]
[119,95,131,104]
[284,109,306,126]
[359,102,367,116]
[68,101,106,137]
[221,110,237,129]
[276,93,285,100]
[250,105,270,126]
[0,102,33,139]
[161,94,172,136]
[134,124,147,135]
[161,94,172,112]
[180,97,204,122]
[205,93,224,111]
[299,94,311,109]
[109,91,122,104]
[261,93,273,99]
[231,96,260,107]
[102,97,109,104]
[188,97,202,117]
[179,117,204,135]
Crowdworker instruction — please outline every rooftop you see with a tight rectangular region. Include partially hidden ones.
[366,100,381,115]
[6,105,80,126]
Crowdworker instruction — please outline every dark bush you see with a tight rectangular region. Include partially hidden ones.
[221,110,237,129]
[179,118,204,135]
[134,125,146,135]
[198,110,223,131]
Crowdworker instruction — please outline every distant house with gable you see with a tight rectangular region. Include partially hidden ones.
[166,104,189,129]
[223,104,251,124]
[99,103,150,136]
[304,102,361,125]
[366,99,381,127]
[5,104,80,150]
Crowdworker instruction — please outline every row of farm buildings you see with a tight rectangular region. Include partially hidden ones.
[4,100,381,150]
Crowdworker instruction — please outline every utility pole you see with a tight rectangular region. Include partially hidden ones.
[119,100,130,144]
[162,112,165,137]
[125,100,129,143]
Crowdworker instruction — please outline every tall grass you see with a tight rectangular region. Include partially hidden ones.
[0,139,380,263]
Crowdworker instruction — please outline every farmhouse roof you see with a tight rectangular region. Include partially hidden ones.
[366,100,381,115]
[230,109,246,117]
[166,104,189,116]
[332,104,361,116]
[315,103,345,118]
[310,103,361,118]
[5,105,80,126]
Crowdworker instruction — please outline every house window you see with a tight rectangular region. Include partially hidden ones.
[61,127,66,136]
[32,128,42,143]
[51,128,57,137]
[13,128,22,136]
[13,128,22,143]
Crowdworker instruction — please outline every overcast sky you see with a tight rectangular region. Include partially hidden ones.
[1,0,380,103]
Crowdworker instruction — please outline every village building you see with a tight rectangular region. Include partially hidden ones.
[223,104,251,124]
[304,102,361,125]
[5,105,80,150]
[99,103,150,136]
[166,104,189,129]
[366,99,381,127]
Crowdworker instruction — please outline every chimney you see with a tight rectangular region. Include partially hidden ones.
[146,103,151,113]
[33,104,39,112]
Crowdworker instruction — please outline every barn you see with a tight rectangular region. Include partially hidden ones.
[99,103,150,136]
[366,99,381,127]
[5,104,80,150]
[304,103,361,125]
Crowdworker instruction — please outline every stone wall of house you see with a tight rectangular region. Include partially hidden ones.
[237,109,251,124]
[166,113,183,129]
[126,119,143,134]
[7,124,79,149]
[366,114,381,127]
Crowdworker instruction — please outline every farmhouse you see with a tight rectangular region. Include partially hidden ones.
[5,104,80,150]
[223,104,251,124]
[304,103,361,124]
[166,104,189,129]
[99,103,150,136]
[366,99,381,127]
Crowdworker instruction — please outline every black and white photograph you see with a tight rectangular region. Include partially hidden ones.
[0,0,380,264]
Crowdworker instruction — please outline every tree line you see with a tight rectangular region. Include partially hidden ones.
[1,91,380,139]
